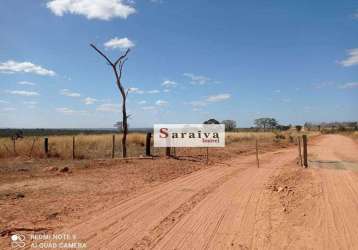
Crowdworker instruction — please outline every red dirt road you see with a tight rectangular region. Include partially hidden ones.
[53,135,358,249]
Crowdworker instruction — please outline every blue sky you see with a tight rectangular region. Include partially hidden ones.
[0,0,357,128]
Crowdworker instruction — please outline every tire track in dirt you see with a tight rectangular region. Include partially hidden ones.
[258,135,358,250]
[64,156,255,249]
[315,169,358,249]
[131,166,246,249]
[62,149,295,249]
[152,150,295,250]
[57,134,358,250]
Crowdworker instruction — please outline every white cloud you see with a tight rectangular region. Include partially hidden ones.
[60,89,81,97]
[142,106,155,110]
[353,10,358,19]
[338,82,358,89]
[128,87,144,94]
[0,60,55,76]
[0,100,9,104]
[162,80,177,88]
[23,101,37,105]
[2,107,16,112]
[18,81,36,86]
[56,107,88,114]
[155,100,168,106]
[150,0,163,3]
[188,100,207,107]
[56,107,75,114]
[313,82,333,89]
[96,103,120,112]
[138,100,147,105]
[7,90,40,96]
[129,88,160,94]
[104,37,135,50]
[206,94,231,102]
[274,89,281,93]
[183,73,211,85]
[339,48,358,67]
[83,97,97,104]
[147,89,160,94]
[47,0,136,20]
[188,95,229,109]
[163,89,170,93]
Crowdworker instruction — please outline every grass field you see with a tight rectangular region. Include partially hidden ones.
[0,131,312,159]
[348,131,358,141]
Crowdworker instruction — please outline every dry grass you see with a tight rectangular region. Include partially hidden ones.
[343,131,358,142]
[0,133,147,159]
[0,131,315,159]
[226,132,276,144]
[353,131,358,140]
[226,130,317,144]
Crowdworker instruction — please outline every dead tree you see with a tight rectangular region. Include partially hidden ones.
[90,44,130,158]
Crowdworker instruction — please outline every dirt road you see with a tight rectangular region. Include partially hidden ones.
[56,134,358,249]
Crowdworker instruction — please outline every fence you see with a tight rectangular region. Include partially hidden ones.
[297,135,308,168]
[0,131,301,160]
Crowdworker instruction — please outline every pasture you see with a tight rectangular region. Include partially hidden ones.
[0,131,305,159]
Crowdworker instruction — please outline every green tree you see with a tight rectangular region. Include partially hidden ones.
[203,118,220,124]
[295,125,303,132]
[254,118,278,131]
[222,120,237,131]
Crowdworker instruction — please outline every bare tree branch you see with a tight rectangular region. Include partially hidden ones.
[90,43,131,158]
[90,44,113,66]
[118,58,128,80]
[114,48,130,66]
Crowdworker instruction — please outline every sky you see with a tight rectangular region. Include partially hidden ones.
[0,0,357,128]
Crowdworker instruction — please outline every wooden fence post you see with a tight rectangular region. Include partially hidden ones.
[302,135,308,168]
[166,147,171,157]
[145,132,151,156]
[44,137,49,157]
[112,135,115,158]
[12,138,16,155]
[255,139,260,168]
[72,136,75,160]
[297,137,303,166]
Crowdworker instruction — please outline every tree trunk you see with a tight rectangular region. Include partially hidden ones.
[90,44,130,158]
[122,96,128,158]
[111,62,129,159]
[114,67,128,159]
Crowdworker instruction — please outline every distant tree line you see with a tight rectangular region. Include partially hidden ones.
[203,117,304,132]
[203,119,237,131]
[203,117,288,132]
[3,120,356,138]
[304,121,358,132]
[0,128,123,137]
[203,117,358,133]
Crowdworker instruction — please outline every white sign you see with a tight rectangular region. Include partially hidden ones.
[154,124,225,147]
